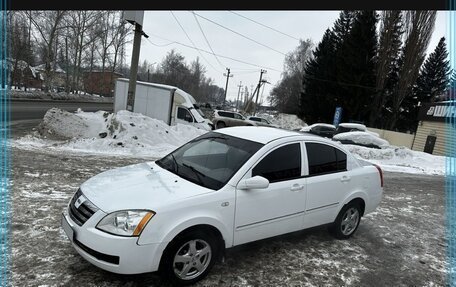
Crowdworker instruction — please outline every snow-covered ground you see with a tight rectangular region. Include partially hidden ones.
[13,108,446,176]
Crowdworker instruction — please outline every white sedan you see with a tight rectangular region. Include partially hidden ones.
[61,127,383,285]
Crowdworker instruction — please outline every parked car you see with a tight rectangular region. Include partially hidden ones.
[300,123,336,138]
[334,123,379,137]
[61,127,383,285]
[212,110,258,129]
[246,116,278,127]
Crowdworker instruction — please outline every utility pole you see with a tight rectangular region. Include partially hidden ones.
[124,11,148,112]
[236,81,242,112]
[253,69,266,115]
[223,68,233,109]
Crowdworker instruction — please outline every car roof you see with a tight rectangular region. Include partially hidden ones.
[214,126,321,144]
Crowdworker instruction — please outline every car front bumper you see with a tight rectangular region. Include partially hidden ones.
[61,211,166,274]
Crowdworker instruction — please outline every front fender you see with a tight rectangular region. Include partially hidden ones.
[138,213,232,248]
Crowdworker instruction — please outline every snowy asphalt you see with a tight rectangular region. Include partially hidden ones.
[10,125,446,286]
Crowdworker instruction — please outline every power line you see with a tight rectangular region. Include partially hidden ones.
[192,12,287,57]
[191,11,225,69]
[145,34,282,72]
[170,11,223,74]
[228,11,300,41]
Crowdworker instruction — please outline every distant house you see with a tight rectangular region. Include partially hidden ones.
[7,59,44,90]
[83,70,123,96]
[34,62,66,90]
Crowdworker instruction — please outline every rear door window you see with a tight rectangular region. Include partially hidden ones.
[306,143,347,176]
[252,143,301,182]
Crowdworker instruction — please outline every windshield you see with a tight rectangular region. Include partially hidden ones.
[193,104,207,119]
[156,132,263,190]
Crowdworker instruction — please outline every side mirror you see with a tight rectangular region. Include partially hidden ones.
[237,176,269,190]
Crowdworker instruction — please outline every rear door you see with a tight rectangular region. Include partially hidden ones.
[303,142,352,229]
[233,113,246,126]
[234,142,307,245]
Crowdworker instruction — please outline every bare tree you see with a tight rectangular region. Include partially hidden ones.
[389,10,436,129]
[270,39,313,114]
[65,11,101,93]
[28,11,67,91]
[109,13,131,90]
[369,11,404,127]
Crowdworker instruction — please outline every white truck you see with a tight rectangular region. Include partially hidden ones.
[114,78,213,131]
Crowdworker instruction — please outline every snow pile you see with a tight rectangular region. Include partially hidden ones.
[300,123,335,132]
[346,144,445,175]
[14,108,207,158]
[333,131,390,148]
[268,113,307,130]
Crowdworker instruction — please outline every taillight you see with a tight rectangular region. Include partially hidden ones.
[373,164,383,187]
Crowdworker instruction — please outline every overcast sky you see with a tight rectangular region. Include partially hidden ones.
[132,11,448,103]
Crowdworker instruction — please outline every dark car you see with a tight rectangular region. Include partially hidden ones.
[300,123,336,138]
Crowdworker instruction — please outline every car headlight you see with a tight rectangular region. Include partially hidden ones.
[96,210,155,237]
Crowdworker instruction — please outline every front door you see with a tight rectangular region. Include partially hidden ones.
[234,142,306,245]
[176,106,194,126]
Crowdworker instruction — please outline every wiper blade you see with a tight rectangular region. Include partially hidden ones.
[182,163,206,185]
[182,163,206,178]
[171,154,179,173]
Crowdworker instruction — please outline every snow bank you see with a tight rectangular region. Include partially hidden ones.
[14,108,207,158]
[333,131,390,148]
[268,113,307,130]
[346,144,445,176]
[10,90,111,102]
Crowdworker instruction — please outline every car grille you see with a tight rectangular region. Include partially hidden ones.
[68,188,99,226]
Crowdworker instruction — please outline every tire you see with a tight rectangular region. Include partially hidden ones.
[329,202,362,239]
[216,121,226,129]
[160,230,221,286]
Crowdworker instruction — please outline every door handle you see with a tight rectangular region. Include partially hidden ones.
[290,184,304,192]
[341,175,351,182]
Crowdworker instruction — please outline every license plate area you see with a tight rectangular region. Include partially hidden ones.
[61,213,75,241]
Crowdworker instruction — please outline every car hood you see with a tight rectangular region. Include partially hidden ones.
[80,162,213,213]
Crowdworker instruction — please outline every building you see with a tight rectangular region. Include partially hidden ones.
[83,71,123,96]
[33,62,66,90]
[411,102,455,155]
[5,59,44,90]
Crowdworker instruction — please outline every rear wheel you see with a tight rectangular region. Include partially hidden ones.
[329,202,361,239]
[160,230,220,285]
[216,121,226,129]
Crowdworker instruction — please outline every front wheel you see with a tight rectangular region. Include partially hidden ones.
[329,203,361,239]
[160,230,220,285]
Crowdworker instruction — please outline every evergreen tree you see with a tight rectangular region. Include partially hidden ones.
[336,11,378,122]
[300,29,337,123]
[414,37,451,103]
[332,11,355,47]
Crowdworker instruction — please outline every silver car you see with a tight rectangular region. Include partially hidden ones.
[212,110,258,129]
[246,116,278,128]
